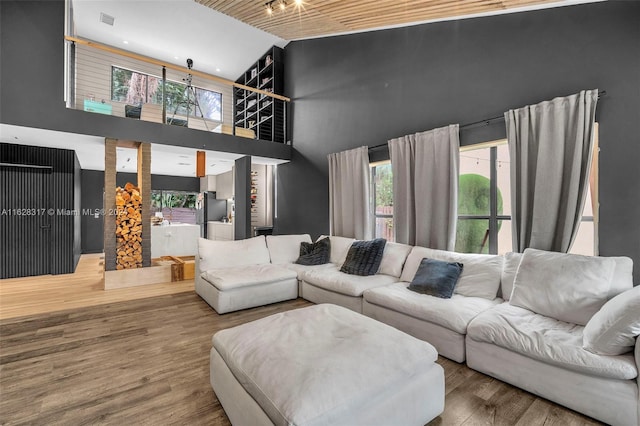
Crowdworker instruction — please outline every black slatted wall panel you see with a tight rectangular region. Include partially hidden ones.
[0,165,51,278]
[0,143,80,278]
[73,155,82,268]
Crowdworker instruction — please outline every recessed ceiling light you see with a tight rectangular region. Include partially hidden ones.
[216,68,221,72]
[123,40,129,44]
[174,56,179,60]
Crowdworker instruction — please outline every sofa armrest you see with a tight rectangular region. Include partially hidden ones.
[636,337,640,421]
[636,337,640,384]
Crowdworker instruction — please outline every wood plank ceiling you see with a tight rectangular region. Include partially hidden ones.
[196,0,564,40]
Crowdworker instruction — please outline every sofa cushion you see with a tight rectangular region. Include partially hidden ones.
[500,252,522,301]
[408,258,463,299]
[266,234,312,264]
[280,262,339,277]
[378,242,412,278]
[510,249,615,326]
[607,256,634,299]
[364,282,501,334]
[319,235,356,265]
[201,264,297,291]
[296,237,331,266]
[340,238,387,276]
[401,247,502,300]
[467,303,637,380]
[300,268,398,297]
[199,236,270,271]
[583,285,640,355]
[502,252,633,301]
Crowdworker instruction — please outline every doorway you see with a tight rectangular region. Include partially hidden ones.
[0,164,52,278]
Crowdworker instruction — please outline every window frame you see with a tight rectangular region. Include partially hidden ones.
[458,140,509,254]
[370,160,393,241]
[110,65,223,122]
[459,124,599,255]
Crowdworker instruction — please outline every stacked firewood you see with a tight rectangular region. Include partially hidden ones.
[115,183,143,269]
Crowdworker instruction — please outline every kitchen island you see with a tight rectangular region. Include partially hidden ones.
[207,221,234,241]
[151,223,200,258]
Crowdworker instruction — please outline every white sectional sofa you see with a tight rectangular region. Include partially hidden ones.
[299,236,412,313]
[196,235,309,314]
[362,246,504,362]
[464,249,639,426]
[196,234,639,425]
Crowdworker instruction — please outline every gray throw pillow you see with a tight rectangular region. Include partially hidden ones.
[296,237,330,265]
[408,258,464,299]
[340,238,387,276]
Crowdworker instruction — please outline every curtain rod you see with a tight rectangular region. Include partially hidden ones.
[369,90,606,151]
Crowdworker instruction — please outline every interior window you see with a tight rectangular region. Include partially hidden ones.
[111,66,222,122]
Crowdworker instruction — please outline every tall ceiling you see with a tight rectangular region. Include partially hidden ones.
[30,0,598,177]
[195,0,592,41]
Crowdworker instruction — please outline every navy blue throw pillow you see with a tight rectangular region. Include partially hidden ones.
[340,238,387,276]
[408,258,464,299]
[296,237,331,266]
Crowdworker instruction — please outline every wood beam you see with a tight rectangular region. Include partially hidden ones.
[196,151,206,178]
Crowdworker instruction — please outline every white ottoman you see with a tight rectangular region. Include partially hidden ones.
[210,304,444,426]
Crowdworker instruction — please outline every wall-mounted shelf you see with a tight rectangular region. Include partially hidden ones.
[233,46,284,143]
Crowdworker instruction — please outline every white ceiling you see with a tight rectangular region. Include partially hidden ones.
[71,0,288,80]
[13,1,289,178]
[0,124,287,177]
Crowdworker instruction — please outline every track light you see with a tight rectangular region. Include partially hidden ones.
[265,0,300,15]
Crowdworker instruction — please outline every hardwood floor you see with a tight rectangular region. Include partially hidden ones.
[0,257,602,425]
[0,293,602,426]
[0,254,193,320]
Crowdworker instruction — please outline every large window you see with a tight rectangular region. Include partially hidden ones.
[457,142,511,254]
[457,137,597,255]
[111,66,222,121]
[371,133,597,255]
[371,162,393,241]
[151,190,198,225]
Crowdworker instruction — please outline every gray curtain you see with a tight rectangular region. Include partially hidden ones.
[327,146,371,239]
[505,89,598,253]
[389,124,460,250]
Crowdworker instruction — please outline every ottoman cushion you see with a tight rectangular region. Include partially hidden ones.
[212,304,441,426]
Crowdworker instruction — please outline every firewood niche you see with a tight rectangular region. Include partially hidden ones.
[115,183,143,269]
[103,139,152,289]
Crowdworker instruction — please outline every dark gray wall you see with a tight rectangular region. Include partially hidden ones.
[81,170,200,253]
[280,1,640,282]
[234,157,252,240]
[1,143,81,277]
[0,1,291,162]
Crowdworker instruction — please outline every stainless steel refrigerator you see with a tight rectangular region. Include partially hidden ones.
[196,192,228,238]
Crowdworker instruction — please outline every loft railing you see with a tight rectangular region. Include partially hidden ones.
[63,36,290,143]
